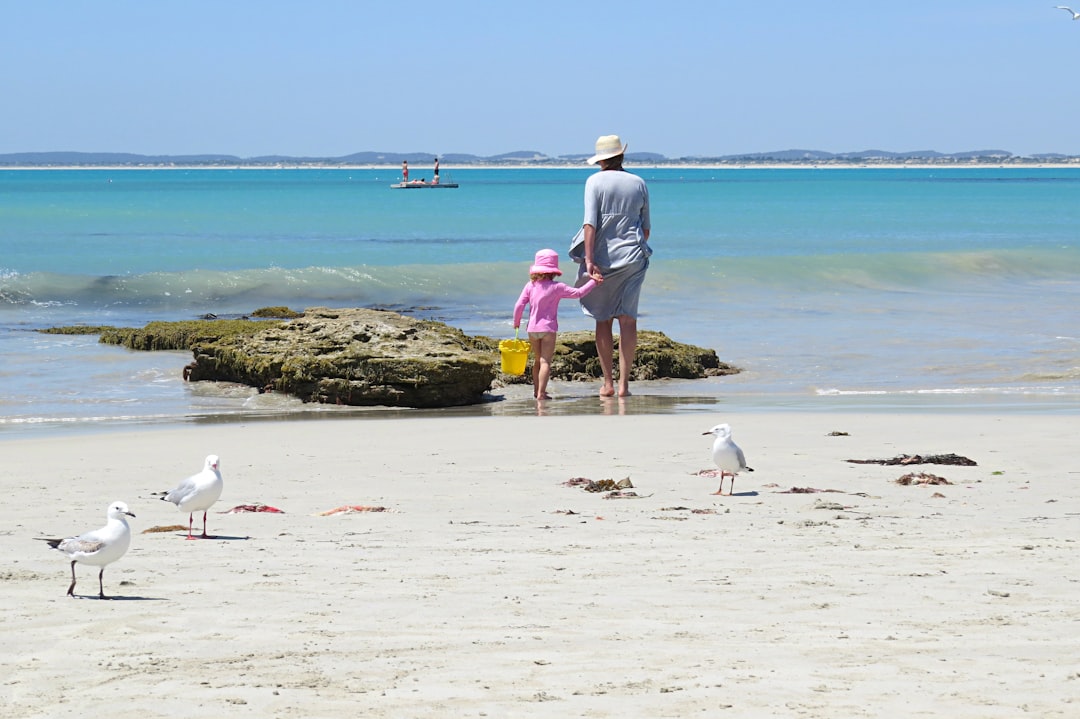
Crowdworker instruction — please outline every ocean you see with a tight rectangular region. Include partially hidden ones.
[2,166,1079,434]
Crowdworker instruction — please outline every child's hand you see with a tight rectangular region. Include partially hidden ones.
[590,271,604,283]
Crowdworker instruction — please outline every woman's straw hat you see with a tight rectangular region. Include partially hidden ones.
[586,134,628,165]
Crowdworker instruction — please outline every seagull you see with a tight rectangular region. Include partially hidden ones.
[37,501,135,598]
[1056,6,1080,19]
[702,423,754,496]
[155,454,224,539]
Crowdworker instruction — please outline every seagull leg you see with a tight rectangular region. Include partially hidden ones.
[185,512,196,540]
[98,567,108,599]
[67,560,77,596]
[711,472,729,495]
[729,477,736,496]
[200,510,211,539]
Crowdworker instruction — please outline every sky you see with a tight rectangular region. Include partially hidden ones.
[2,1,1078,158]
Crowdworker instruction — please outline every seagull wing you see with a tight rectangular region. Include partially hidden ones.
[58,537,106,555]
[161,474,199,505]
[735,444,750,472]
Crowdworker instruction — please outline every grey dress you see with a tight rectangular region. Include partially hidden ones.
[575,169,652,321]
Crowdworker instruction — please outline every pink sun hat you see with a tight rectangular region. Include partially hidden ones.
[529,248,563,276]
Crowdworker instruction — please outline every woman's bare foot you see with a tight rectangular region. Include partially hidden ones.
[618,386,632,397]
[537,393,551,401]
[599,383,616,397]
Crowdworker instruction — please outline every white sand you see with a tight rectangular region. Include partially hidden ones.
[2,412,1078,717]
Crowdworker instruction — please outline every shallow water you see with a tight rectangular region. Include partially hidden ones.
[3,167,1079,435]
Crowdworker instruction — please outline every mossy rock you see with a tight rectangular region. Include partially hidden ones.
[42,310,738,406]
[488,329,738,383]
[250,306,303,319]
[38,326,119,336]
[99,319,282,351]
[184,307,497,408]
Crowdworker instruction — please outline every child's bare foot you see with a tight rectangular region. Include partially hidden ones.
[599,383,616,397]
[537,393,551,401]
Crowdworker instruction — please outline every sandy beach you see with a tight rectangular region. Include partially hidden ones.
[2,411,1077,717]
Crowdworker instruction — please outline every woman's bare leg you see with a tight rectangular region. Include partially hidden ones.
[594,319,616,396]
[616,316,637,397]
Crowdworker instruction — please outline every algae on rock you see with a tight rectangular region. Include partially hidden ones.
[42,307,739,409]
[184,307,497,408]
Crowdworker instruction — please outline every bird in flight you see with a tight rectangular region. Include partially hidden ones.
[1056,6,1080,20]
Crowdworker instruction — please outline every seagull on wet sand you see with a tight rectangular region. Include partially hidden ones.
[1056,6,1080,20]
[156,454,224,539]
[703,423,754,496]
[37,501,135,598]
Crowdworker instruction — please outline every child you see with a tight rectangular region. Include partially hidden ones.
[513,248,602,400]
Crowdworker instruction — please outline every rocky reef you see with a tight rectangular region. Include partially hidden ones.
[183,308,498,408]
[48,307,738,408]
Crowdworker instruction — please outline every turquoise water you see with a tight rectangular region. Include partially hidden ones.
[2,166,1080,431]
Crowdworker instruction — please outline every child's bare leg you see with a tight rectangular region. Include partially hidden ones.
[529,337,543,397]
[536,334,557,400]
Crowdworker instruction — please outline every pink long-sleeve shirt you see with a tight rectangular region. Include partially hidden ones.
[513,278,597,333]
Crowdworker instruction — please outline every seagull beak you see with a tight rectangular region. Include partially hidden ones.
[126,511,136,518]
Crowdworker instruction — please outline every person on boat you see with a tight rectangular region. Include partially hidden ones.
[433,157,440,184]
[402,160,409,184]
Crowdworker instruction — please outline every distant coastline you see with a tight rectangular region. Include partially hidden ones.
[3,149,1079,170]
[5,162,1080,171]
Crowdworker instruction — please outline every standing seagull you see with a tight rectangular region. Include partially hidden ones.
[702,423,754,496]
[1056,6,1080,19]
[156,454,224,539]
[37,501,135,598]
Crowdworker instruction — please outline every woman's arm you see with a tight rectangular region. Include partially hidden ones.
[583,224,599,277]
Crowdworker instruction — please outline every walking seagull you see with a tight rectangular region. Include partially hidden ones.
[37,501,135,598]
[702,423,754,496]
[156,454,224,539]
[1056,6,1080,19]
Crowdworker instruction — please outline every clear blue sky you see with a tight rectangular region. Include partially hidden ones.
[2,1,1078,158]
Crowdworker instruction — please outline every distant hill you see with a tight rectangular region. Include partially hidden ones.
[690,148,1017,162]
[1,149,1077,167]
[0,151,245,165]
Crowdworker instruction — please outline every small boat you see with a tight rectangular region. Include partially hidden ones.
[390,180,458,189]
[393,158,456,189]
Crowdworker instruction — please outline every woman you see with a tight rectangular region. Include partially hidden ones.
[575,134,652,397]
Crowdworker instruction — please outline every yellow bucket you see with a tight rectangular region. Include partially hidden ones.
[498,337,530,375]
